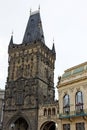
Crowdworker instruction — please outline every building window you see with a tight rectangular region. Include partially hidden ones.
[75,91,83,113]
[63,94,70,114]
[63,124,70,130]
[52,108,56,115]
[76,123,85,130]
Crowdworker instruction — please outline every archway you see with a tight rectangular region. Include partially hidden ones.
[10,117,28,130]
[40,121,56,130]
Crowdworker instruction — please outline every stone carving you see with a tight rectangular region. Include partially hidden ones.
[11,98,15,106]
[24,65,30,77]
[16,92,23,105]
[16,66,23,78]
[76,87,80,91]
[24,96,29,105]
[30,96,36,106]
[6,98,11,106]
[24,95,36,106]
[69,87,74,92]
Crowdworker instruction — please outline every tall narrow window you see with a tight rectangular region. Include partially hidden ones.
[52,108,56,115]
[75,91,83,113]
[63,94,70,114]
[48,108,51,116]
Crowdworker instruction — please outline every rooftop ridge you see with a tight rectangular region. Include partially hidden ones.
[65,61,87,72]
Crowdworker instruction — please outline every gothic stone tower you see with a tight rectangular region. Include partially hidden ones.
[3,10,56,130]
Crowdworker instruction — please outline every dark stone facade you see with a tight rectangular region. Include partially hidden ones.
[3,10,56,130]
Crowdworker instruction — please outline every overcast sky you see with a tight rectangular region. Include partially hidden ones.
[0,0,87,95]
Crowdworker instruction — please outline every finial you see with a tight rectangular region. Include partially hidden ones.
[11,30,13,36]
[30,8,32,15]
[53,38,54,43]
[38,5,40,11]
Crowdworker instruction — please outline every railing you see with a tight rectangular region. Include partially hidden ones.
[59,109,87,119]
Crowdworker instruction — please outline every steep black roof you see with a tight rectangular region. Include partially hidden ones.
[22,11,45,44]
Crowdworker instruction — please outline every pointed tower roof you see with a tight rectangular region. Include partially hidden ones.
[22,10,45,44]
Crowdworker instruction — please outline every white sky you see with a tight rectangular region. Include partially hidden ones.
[0,0,87,97]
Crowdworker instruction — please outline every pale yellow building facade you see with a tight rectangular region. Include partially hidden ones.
[57,62,87,130]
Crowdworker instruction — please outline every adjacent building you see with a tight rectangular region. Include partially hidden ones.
[58,62,87,130]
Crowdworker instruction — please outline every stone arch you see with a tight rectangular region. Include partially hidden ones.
[40,121,57,130]
[5,112,31,130]
[14,117,28,130]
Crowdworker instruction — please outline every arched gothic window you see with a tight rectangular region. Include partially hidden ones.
[75,91,83,113]
[48,108,51,116]
[44,108,47,116]
[63,94,70,114]
[52,108,56,115]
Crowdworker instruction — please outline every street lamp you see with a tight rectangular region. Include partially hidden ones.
[10,123,15,130]
[55,123,58,130]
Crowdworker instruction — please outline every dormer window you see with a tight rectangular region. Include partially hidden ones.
[31,19,34,28]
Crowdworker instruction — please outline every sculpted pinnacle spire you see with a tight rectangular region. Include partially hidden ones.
[30,8,32,15]
[9,32,13,45]
[52,38,56,53]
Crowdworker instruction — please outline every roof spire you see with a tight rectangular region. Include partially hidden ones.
[52,38,56,53]
[38,5,40,11]
[22,10,45,44]
[30,8,32,15]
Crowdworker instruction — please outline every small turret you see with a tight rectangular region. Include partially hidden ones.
[9,33,13,48]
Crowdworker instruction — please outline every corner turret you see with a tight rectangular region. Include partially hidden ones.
[9,34,13,49]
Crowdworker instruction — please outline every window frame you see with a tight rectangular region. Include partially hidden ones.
[75,91,83,113]
[63,94,70,114]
